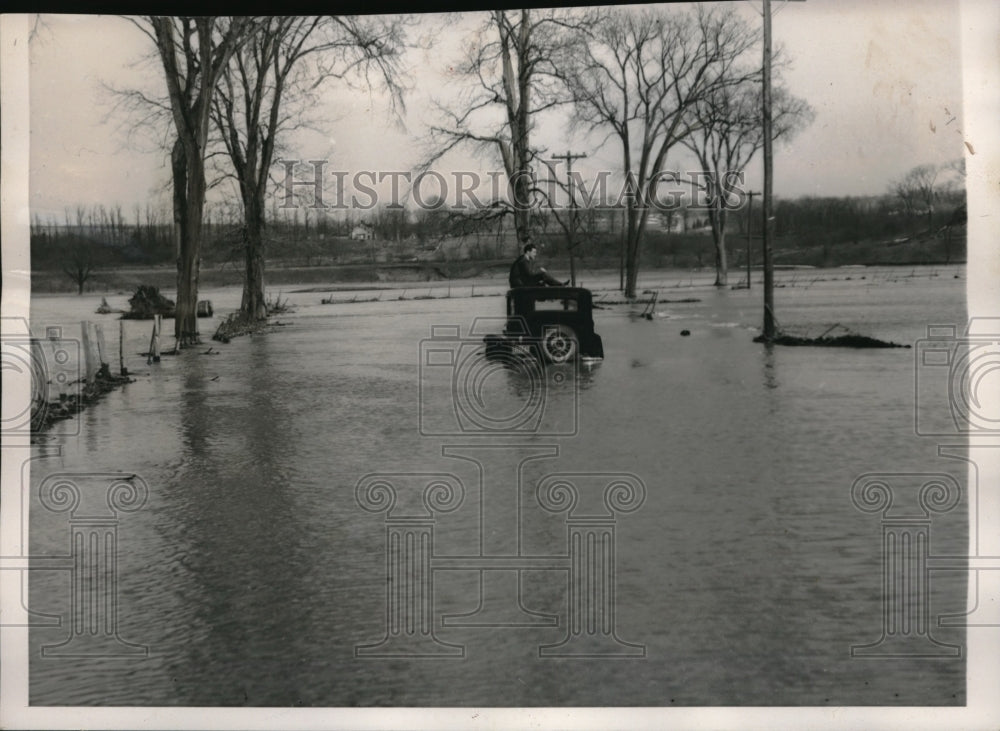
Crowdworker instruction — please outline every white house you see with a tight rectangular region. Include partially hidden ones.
[351,224,375,241]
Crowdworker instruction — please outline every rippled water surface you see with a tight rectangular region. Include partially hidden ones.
[26,266,968,706]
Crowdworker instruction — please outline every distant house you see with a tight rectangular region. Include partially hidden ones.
[351,224,375,241]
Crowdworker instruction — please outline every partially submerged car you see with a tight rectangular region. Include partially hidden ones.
[483,286,604,363]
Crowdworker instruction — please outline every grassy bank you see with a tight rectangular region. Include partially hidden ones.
[31,229,964,295]
[30,260,516,295]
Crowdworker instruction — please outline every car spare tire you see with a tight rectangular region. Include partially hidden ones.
[540,324,577,363]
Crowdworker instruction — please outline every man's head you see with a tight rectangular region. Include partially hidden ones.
[522,242,537,260]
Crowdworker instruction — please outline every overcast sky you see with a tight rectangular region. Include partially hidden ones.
[27,1,968,221]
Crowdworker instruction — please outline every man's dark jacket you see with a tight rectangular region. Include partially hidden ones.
[509,255,560,288]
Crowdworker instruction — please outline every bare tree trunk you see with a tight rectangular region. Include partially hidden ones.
[241,192,267,320]
[171,139,205,345]
[148,16,251,346]
[241,233,266,319]
[501,10,533,246]
[710,206,728,287]
[429,10,582,249]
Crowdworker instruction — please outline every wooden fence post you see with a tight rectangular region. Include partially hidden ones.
[154,315,161,362]
[119,320,127,376]
[94,324,107,369]
[46,330,68,400]
[31,337,49,403]
[148,316,161,364]
[80,321,95,385]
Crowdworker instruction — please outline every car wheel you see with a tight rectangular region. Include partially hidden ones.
[541,325,577,363]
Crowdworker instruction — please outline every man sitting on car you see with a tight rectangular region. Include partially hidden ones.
[509,242,569,288]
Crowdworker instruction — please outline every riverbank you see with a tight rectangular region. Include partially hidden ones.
[29,256,964,295]
[32,365,133,435]
[29,260,513,295]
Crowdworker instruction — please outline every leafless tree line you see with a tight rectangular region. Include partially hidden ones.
[31,204,175,293]
[89,7,816,332]
[889,159,966,233]
[427,6,813,296]
[114,15,407,342]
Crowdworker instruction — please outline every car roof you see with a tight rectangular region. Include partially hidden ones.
[508,287,591,298]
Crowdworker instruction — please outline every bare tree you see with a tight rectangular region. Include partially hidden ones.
[682,82,812,286]
[564,5,758,297]
[426,9,590,248]
[372,203,409,245]
[62,240,99,295]
[212,16,406,322]
[936,157,967,264]
[890,163,939,234]
[126,16,252,345]
[536,155,592,285]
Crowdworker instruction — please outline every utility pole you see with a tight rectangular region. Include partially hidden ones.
[759,0,804,332]
[745,190,760,289]
[552,151,587,286]
[762,0,775,338]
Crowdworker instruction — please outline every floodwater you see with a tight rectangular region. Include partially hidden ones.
[24,265,968,706]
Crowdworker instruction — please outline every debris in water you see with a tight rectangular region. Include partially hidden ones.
[754,332,910,348]
[122,285,175,320]
[32,366,134,435]
[96,297,121,314]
